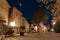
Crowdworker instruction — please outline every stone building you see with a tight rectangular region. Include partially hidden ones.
[8,7,22,34]
[0,0,29,34]
[9,7,29,34]
[21,17,29,33]
[0,0,10,25]
[0,0,10,34]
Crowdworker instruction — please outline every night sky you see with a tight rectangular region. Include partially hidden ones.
[7,0,39,22]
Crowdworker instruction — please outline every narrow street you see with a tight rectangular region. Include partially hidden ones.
[2,33,60,40]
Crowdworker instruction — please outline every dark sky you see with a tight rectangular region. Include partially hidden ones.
[7,0,39,22]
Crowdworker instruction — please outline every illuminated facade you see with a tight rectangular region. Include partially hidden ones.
[9,7,29,34]
[21,17,29,33]
[0,0,29,34]
[0,0,11,34]
[0,0,10,25]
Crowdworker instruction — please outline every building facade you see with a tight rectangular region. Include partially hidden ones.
[9,7,29,34]
[0,0,29,34]
[0,0,10,25]
[0,0,11,34]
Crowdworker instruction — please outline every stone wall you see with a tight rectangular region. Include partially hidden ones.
[0,0,10,34]
[9,7,29,34]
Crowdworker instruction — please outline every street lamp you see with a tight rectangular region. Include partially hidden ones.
[53,21,56,25]
[50,21,56,32]
[10,21,16,27]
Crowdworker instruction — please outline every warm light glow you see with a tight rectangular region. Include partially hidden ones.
[42,26,47,32]
[53,22,56,25]
[10,21,16,27]
[35,26,38,31]
[3,22,8,25]
[5,23,8,25]
[44,26,47,30]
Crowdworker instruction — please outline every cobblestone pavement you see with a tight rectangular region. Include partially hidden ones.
[0,33,60,40]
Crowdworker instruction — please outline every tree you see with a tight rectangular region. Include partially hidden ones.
[31,8,47,24]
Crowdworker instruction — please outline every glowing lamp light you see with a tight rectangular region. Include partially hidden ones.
[42,26,47,32]
[10,21,16,27]
[53,22,56,25]
[44,26,47,30]
[35,26,38,31]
